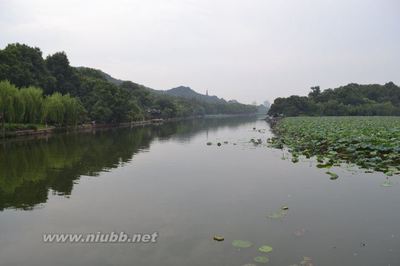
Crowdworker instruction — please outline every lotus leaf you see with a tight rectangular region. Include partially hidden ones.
[254,256,269,263]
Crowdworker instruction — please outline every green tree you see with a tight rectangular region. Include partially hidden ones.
[12,90,25,123]
[19,86,44,123]
[61,94,85,126]
[43,92,65,125]
[45,52,80,95]
[0,81,19,134]
[0,43,55,92]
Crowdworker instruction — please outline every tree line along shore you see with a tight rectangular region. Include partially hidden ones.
[0,43,258,137]
[268,83,400,117]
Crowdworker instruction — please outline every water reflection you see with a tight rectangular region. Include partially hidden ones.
[0,116,256,210]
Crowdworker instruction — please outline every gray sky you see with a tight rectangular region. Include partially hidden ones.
[1,0,399,104]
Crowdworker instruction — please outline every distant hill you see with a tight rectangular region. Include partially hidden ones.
[75,68,245,106]
[75,70,230,104]
[164,86,226,104]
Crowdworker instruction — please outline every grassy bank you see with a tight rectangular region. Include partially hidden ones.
[2,123,47,131]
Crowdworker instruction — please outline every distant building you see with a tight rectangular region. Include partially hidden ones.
[147,108,162,119]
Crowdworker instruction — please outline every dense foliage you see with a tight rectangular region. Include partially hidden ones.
[268,83,400,116]
[0,43,257,128]
[0,43,56,92]
[0,81,84,127]
[268,117,400,176]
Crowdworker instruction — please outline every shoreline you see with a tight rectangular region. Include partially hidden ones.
[1,113,257,140]
[264,115,282,128]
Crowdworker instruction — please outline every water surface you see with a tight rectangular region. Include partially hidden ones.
[0,117,399,265]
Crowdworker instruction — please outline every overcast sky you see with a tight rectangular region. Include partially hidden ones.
[0,0,399,104]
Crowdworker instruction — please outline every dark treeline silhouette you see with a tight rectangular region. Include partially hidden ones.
[0,43,257,127]
[268,82,400,117]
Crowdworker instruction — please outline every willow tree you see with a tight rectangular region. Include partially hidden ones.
[43,92,85,126]
[0,81,18,136]
[43,92,65,125]
[61,94,85,126]
[19,86,44,123]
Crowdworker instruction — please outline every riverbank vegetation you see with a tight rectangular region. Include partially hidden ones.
[0,81,84,129]
[268,83,400,116]
[0,43,257,133]
[268,117,400,176]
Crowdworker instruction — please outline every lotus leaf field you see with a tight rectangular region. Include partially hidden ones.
[268,117,400,176]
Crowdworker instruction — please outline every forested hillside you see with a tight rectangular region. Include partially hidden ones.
[164,86,224,104]
[268,83,400,116]
[0,43,257,127]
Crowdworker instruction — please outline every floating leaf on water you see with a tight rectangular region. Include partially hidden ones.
[381,179,393,187]
[326,171,339,180]
[258,245,273,253]
[213,235,224,241]
[268,209,288,219]
[232,240,253,248]
[254,256,269,263]
[317,163,332,168]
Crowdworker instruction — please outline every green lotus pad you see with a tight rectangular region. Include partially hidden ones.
[268,117,400,176]
[326,171,339,180]
[268,209,288,219]
[258,245,273,253]
[254,256,269,263]
[381,180,393,187]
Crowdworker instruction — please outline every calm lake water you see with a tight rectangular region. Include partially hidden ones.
[0,117,399,266]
